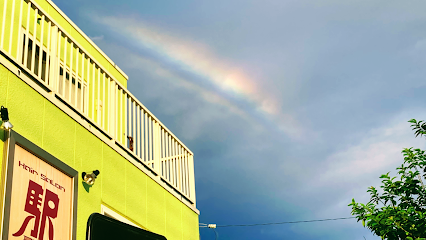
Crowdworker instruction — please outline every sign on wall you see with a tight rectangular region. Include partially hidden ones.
[2,131,78,240]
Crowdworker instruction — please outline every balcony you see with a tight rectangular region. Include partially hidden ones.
[0,0,195,205]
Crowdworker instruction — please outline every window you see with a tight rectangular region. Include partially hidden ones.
[58,65,87,113]
[21,33,50,83]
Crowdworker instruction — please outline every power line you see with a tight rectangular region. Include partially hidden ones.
[200,216,357,228]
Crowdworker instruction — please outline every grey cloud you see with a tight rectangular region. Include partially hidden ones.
[51,0,426,239]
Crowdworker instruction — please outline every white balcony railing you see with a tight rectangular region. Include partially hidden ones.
[0,0,195,203]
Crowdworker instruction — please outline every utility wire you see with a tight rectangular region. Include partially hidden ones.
[200,216,357,228]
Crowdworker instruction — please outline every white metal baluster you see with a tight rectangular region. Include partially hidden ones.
[91,62,95,120]
[114,83,120,141]
[86,83,89,115]
[68,42,73,102]
[176,142,179,187]
[187,151,191,196]
[85,60,89,115]
[30,8,38,72]
[175,140,178,186]
[173,140,177,186]
[81,53,85,112]
[163,128,166,162]
[16,0,23,60]
[161,128,165,160]
[173,141,176,186]
[45,20,51,85]
[106,76,114,135]
[165,131,168,176]
[141,109,145,161]
[1,0,8,50]
[132,100,136,154]
[102,72,106,128]
[62,36,67,96]
[164,132,167,179]
[144,111,150,161]
[161,128,165,175]
[112,81,117,139]
[177,146,180,188]
[173,141,179,187]
[181,148,185,193]
[136,105,140,158]
[189,154,195,200]
[170,139,174,184]
[158,123,161,171]
[139,106,142,158]
[154,121,159,170]
[120,88,123,144]
[115,83,118,139]
[152,121,155,167]
[74,47,79,107]
[97,68,100,124]
[168,134,172,181]
[106,77,110,132]
[181,150,185,194]
[178,146,182,191]
[181,151,185,195]
[164,132,168,178]
[155,123,158,169]
[149,116,153,162]
[171,139,175,184]
[86,56,90,114]
[37,14,44,79]
[52,27,59,92]
[169,136,173,181]
[144,112,148,161]
[168,140,171,183]
[110,81,113,137]
[106,76,110,132]
[184,152,188,196]
[23,2,30,67]
[124,92,128,147]
[8,0,16,54]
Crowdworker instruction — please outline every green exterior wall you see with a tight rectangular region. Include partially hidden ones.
[0,59,199,240]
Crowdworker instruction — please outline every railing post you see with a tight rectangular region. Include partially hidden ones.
[37,14,45,80]
[8,0,16,55]
[1,0,8,50]
[45,20,51,85]
[16,0,23,62]
[49,25,58,92]
[153,121,161,173]
[23,2,30,68]
[30,8,38,73]
[152,121,156,168]
[110,81,116,140]
[189,154,196,205]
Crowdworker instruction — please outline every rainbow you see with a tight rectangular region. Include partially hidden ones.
[92,15,304,138]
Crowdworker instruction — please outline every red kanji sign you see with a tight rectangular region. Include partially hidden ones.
[7,145,73,240]
[12,180,60,240]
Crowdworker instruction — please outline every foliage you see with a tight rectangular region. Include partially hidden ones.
[348,119,426,240]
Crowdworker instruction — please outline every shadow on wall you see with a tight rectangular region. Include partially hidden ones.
[83,181,93,193]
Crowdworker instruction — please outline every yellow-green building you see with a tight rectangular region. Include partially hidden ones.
[0,0,199,239]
